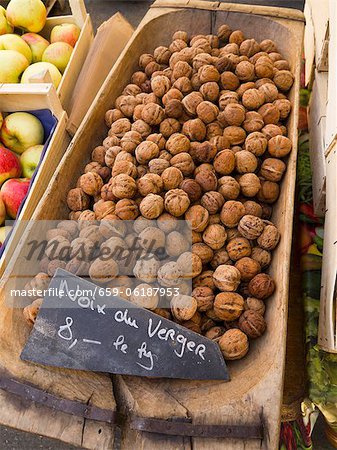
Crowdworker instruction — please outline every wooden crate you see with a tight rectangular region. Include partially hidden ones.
[33,0,94,114]
[0,2,304,449]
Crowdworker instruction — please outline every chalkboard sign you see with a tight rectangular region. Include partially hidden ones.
[21,270,229,381]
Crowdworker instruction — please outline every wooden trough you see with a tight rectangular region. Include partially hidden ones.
[0,2,304,449]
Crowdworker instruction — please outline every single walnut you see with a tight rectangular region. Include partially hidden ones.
[262,123,283,140]
[166,231,190,257]
[220,71,240,90]
[79,172,103,197]
[235,60,255,81]
[135,141,160,164]
[139,226,166,252]
[240,39,260,57]
[165,189,190,217]
[162,88,183,105]
[166,133,190,155]
[171,295,198,321]
[110,118,131,137]
[245,297,266,316]
[258,103,280,125]
[260,158,286,182]
[200,81,220,102]
[157,261,181,287]
[236,81,256,98]
[202,224,227,250]
[213,264,241,291]
[182,91,203,115]
[173,76,193,94]
[120,131,142,153]
[268,135,292,158]
[243,111,264,133]
[105,146,121,168]
[206,122,223,139]
[148,158,170,175]
[185,205,209,232]
[111,174,137,199]
[229,29,245,45]
[244,200,262,217]
[235,150,258,174]
[191,141,217,164]
[130,283,159,310]
[257,180,280,204]
[273,70,294,91]
[105,109,124,127]
[67,188,90,212]
[182,118,207,141]
[214,292,245,321]
[145,61,161,77]
[94,200,116,220]
[131,71,148,87]
[151,75,171,98]
[141,103,165,126]
[238,173,261,197]
[223,126,246,145]
[239,310,266,338]
[140,194,164,219]
[219,90,239,109]
[257,224,280,250]
[249,273,275,299]
[89,258,119,283]
[274,60,290,71]
[218,329,249,360]
[193,52,214,70]
[245,131,267,156]
[161,167,184,190]
[195,169,218,192]
[210,248,231,269]
[139,53,155,69]
[160,118,181,138]
[132,119,152,138]
[91,146,107,165]
[235,257,261,281]
[259,83,279,103]
[238,215,265,239]
[274,98,291,120]
[170,152,195,176]
[137,173,163,196]
[177,252,203,279]
[223,103,246,127]
[255,56,274,79]
[165,99,184,119]
[172,60,193,80]
[196,101,219,124]
[112,161,137,178]
[220,201,245,228]
[172,30,188,42]
[193,270,215,290]
[198,65,220,84]
[192,287,215,312]
[218,24,232,42]
[242,88,265,110]
[180,178,202,202]
[218,176,240,200]
[200,191,225,214]
[115,199,139,220]
[226,237,251,261]
[192,243,214,264]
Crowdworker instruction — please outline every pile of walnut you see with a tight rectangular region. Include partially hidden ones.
[25,25,294,362]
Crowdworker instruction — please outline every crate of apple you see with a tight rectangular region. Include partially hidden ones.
[0,0,81,89]
[0,110,45,247]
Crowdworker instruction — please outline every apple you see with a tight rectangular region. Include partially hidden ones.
[0,112,44,154]
[0,50,29,83]
[0,6,14,35]
[21,62,62,89]
[42,42,73,74]
[0,34,32,63]
[0,146,22,185]
[50,23,81,48]
[20,144,43,178]
[1,178,30,219]
[0,225,12,246]
[6,0,47,33]
[21,32,49,63]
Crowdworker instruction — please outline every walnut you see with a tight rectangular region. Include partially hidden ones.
[255,56,274,79]
[135,141,159,164]
[192,141,216,163]
[115,150,135,165]
[193,270,215,290]
[220,201,245,228]
[262,124,283,140]
[171,295,198,321]
[89,258,119,283]
[133,253,160,283]
[215,55,235,73]
[206,122,223,140]
[156,213,178,233]
[200,82,220,102]
[202,224,227,250]
[244,200,263,217]
[130,283,159,310]
[112,161,137,178]
[170,152,195,176]
[166,133,190,155]
[213,264,240,291]
[67,188,90,211]
[257,224,280,250]
[182,91,203,115]
[160,118,181,138]
[218,176,240,200]
[235,151,258,174]
[137,173,163,196]
[223,126,246,145]
[166,231,190,257]
[238,215,265,239]
[23,298,43,325]
[274,98,292,119]
[274,60,290,71]
[165,99,184,119]
[164,189,190,217]
[182,118,207,141]
[195,169,218,192]
[243,111,264,133]
[196,101,219,124]
[144,61,161,77]
[245,131,267,156]
[141,103,165,126]
[218,329,249,360]
[105,109,124,127]
[115,199,139,220]
[161,167,184,190]
[110,118,131,137]
[131,71,148,87]
[132,119,152,138]
[260,158,286,182]
[157,261,181,287]
[239,310,266,338]
[240,39,260,57]
[172,30,189,42]
[139,53,155,69]
[242,88,265,110]
[259,83,278,103]
[218,24,232,42]
[139,226,166,252]
[238,173,261,197]
[91,146,107,166]
[139,194,164,219]
[177,252,203,279]
[235,60,255,81]
[110,174,137,200]
[173,76,193,94]
[214,292,245,321]
[120,131,142,153]
[192,242,214,264]
[198,65,220,84]
[104,146,120,167]
[180,178,202,202]
[273,70,294,91]
[229,30,245,45]
[162,88,183,105]
[65,259,90,277]
[219,90,239,109]
[245,297,266,316]
[148,158,170,175]
[200,191,225,214]
[79,172,103,196]
[172,60,193,80]
[150,75,170,98]
[248,273,275,299]
[257,180,280,204]
[94,200,116,219]
[192,286,214,312]
[220,71,240,90]
[226,237,251,261]
[223,103,245,126]
[235,257,261,281]
[261,203,273,220]
[258,103,280,125]
[185,205,209,232]
[268,135,292,157]
[236,81,255,99]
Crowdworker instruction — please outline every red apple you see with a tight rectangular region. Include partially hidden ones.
[1,177,30,219]
[0,145,22,186]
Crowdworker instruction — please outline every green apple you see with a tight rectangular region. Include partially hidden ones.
[20,144,43,178]
[42,42,73,74]
[0,50,29,83]
[0,34,32,63]
[0,6,14,35]
[0,225,12,246]
[50,23,81,48]
[21,32,49,63]
[6,0,47,33]
[21,61,62,88]
[0,112,44,154]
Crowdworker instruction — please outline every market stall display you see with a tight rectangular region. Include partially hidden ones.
[0,2,304,448]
